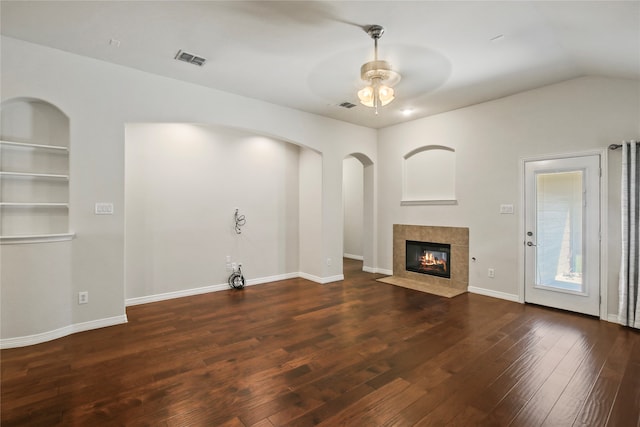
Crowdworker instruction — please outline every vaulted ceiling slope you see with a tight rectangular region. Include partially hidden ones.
[2,1,639,129]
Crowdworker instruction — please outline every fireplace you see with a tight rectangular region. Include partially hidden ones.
[406,240,451,279]
[383,224,468,298]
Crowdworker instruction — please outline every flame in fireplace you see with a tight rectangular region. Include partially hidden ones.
[405,240,451,279]
[420,251,447,272]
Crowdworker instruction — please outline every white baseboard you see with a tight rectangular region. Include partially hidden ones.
[606,314,620,323]
[376,268,393,276]
[0,315,128,349]
[362,265,376,273]
[322,274,345,284]
[126,272,299,306]
[343,253,364,261]
[126,284,228,306]
[469,288,620,322]
[298,272,344,284]
[246,272,299,286]
[468,286,520,302]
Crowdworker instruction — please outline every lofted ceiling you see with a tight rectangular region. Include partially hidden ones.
[1,1,639,129]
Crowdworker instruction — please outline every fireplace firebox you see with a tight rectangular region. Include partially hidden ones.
[405,240,451,279]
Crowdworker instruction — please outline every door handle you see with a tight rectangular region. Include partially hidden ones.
[527,241,536,247]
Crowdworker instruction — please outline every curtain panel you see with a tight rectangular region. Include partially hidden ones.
[619,140,640,328]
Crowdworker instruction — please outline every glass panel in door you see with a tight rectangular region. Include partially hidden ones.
[535,171,584,294]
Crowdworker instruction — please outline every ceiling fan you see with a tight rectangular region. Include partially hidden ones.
[357,25,401,114]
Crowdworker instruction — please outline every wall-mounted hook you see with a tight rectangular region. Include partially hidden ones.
[234,208,246,234]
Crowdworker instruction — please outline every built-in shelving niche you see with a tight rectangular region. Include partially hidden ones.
[401,145,457,206]
[0,98,74,244]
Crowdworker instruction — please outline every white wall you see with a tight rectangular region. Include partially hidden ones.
[298,148,324,280]
[378,76,640,316]
[0,36,376,345]
[343,157,364,259]
[125,124,300,301]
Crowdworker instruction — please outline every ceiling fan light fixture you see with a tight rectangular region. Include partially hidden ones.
[378,84,395,104]
[358,79,395,108]
[357,25,400,114]
[357,87,373,104]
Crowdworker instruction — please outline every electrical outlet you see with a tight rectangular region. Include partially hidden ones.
[231,262,237,270]
[226,255,231,263]
[326,258,331,266]
[78,291,89,305]
[488,268,495,278]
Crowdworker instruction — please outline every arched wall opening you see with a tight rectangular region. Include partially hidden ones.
[342,152,375,273]
[124,122,322,303]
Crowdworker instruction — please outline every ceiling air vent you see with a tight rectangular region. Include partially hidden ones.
[339,102,357,109]
[175,50,207,67]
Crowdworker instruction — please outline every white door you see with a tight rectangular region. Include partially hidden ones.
[524,155,601,316]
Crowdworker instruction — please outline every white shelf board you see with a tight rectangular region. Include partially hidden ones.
[0,171,69,180]
[400,199,458,206]
[0,140,68,151]
[0,202,69,207]
[0,232,75,244]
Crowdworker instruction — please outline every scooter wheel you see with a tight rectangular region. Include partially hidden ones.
[228,273,245,289]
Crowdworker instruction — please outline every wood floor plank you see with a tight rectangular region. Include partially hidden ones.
[606,331,640,426]
[479,317,585,425]
[539,321,622,426]
[412,322,571,426]
[387,311,549,425]
[506,331,598,426]
[315,377,425,426]
[2,258,638,426]
[573,327,636,427]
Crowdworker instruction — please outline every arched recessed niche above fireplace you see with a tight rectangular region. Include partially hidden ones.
[401,145,457,206]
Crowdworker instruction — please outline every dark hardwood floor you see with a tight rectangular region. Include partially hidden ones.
[2,258,639,426]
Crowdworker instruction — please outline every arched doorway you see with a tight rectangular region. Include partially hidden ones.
[343,153,374,275]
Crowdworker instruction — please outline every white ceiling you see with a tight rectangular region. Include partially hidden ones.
[2,1,639,129]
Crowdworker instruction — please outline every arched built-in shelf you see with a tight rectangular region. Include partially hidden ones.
[0,99,73,243]
[402,145,457,205]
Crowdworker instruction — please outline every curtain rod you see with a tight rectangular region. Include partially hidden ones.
[609,141,640,150]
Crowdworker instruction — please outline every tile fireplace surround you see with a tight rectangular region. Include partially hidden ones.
[382,224,469,297]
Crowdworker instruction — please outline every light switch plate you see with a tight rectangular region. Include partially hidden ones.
[95,202,114,215]
[500,204,514,214]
